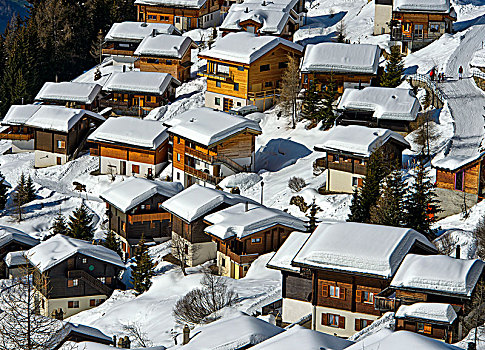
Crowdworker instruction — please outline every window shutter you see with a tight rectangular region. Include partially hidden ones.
[339,287,346,300]
[67,279,73,288]
[355,319,361,331]
[90,299,96,307]
[321,284,329,297]
[358,178,363,187]
[356,290,362,303]
[321,313,327,326]
[339,316,346,329]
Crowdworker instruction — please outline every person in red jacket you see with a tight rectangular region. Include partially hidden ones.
[430,68,435,81]
[459,66,464,80]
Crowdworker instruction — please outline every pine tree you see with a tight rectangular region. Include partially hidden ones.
[50,209,68,237]
[15,173,27,205]
[404,163,440,240]
[370,169,405,227]
[131,236,154,295]
[320,78,339,130]
[0,173,8,211]
[348,149,388,223]
[12,189,24,222]
[67,203,95,241]
[25,175,36,203]
[104,230,122,258]
[380,45,404,88]
[305,198,321,232]
[301,82,323,128]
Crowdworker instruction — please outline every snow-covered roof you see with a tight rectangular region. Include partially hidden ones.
[2,104,41,126]
[199,32,303,64]
[314,125,410,157]
[267,231,309,272]
[292,223,436,278]
[105,22,180,42]
[432,152,485,171]
[221,2,293,35]
[25,106,105,132]
[103,71,180,95]
[134,0,207,9]
[134,34,194,58]
[301,43,380,74]
[162,184,258,222]
[0,226,39,249]
[395,303,457,324]
[72,57,139,87]
[88,116,168,150]
[4,250,28,267]
[172,312,284,350]
[100,178,183,212]
[166,107,262,146]
[35,82,102,104]
[243,0,299,12]
[250,325,353,350]
[204,203,307,240]
[338,87,420,121]
[391,254,485,297]
[393,0,451,13]
[27,234,126,273]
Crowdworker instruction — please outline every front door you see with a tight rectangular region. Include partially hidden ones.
[223,98,233,112]
[120,161,126,175]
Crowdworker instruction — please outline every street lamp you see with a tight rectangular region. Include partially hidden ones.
[260,180,264,205]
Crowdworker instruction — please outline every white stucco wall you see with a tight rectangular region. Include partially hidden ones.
[314,305,379,338]
[282,298,313,324]
[172,232,217,267]
[100,157,164,178]
[34,150,67,168]
[39,292,107,319]
[327,169,365,194]
[374,4,392,35]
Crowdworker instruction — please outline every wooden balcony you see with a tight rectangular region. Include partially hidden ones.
[0,131,34,141]
[314,157,367,176]
[197,69,234,82]
[248,89,281,100]
[102,48,135,56]
[185,147,247,173]
[374,296,400,312]
[391,29,443,42]
[224,248,259,265]
[184,164,223,185]
[128,212,171,224]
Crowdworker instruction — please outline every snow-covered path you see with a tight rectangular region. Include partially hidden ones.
[436,25,485,164]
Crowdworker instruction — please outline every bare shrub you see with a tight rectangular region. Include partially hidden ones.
[474,218,485,259]
[122,322,152,348]
[288,176,306,192]
[434,232,458,256]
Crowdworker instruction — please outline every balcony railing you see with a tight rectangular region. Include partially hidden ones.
[391,29,443,42]
[374,296,400,312]
[314,157,367,175]
[102,48,135,56]
[128,212,171,224]
[197,68,235,82]
[0,131,34,141]
[248,89,281,100]
[184,164,223,185]
[185,147,248,173]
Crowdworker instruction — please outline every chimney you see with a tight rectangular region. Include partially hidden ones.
[456,244,461,259]
[245,201,249,212]
[112,335,117,347]
[183,324,190,345]
[123,65,126,73]
[245,6,249,12]
[152,28,157,37]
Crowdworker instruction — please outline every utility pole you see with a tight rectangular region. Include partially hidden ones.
[260,181,264,205]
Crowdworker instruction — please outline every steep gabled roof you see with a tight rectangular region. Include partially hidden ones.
[35,82,102,105]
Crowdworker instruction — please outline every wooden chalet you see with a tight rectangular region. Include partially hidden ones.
[390,0,456,54]
[100,71,180,117]
[0,226,39,279]
[24,106,105,168]
[0,105,39,153]
[100,178,183,260]
[313,125,410,194]
[88,117,169,178]
[34,82,102,110]
[198,32,303,112]
[290,222,437,338]
[134,32,196,82]
[135,0,223,31]
[162,184,258,267]
[377,254,485,342]
[336,87,420,132]
[204,203,306,279]
[300,43,381,94]
[165,108,261,188]
[4,251,30,279]
[27,234,125,319]
[102,21,181,58]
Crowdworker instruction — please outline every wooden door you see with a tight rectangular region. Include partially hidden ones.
[223,98,233,112]
[120,161,126,175]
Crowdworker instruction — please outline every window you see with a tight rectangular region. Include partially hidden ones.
[236,102,241,107]
[414,24,423,39]
[403,22,411,32]
[455,171,464,191]
[177,172,180,180]
[430,23,440,33]
[234,83,239,91]
[147,58,160,64]
[184,244,188,255]
[303,75,308,84]
[278,62,288,69]
[251,237,261,244]
[355,318,373,331]
[264,81,273,88]
[146,205,151,210]
[238,66,244,71]
[98,277,106,284]
[68,301,79,308]
[90,299,105,307]
[221,258,226,267]
[177,153,181,162]
[424,323,432,334]
[260,64,270,72]
[57,140,65,149]
[328,314,339,327]
[216,81,221,88]
[122,221,126,232]
[67,279,79,287]
[217,64,230,75]
[148,15,157,20]
[166,60,172,65]
[150,221,156,229]
[329,285,340,298]
[417,322,424,332]
[362,291,374,303]
[132,164,140,174]
[334,154,339,162]
[176,17,180,23]
[352,177,358,187]
[82,258,87,264]
[215,97,221,105]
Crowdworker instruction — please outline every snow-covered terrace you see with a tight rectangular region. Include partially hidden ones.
[100,178,183,213]
[300,43,381,74]
[103,71,180,95]
[35,81,102,105]
[313,125,410,158]
[199,32,302,64]
[337,87,420,121]
[391,254,485,297]
[134,34,194,59]
[292,223,436,278]
[134,0,206,9]
[105,21,180,43]
[204,203,306,240]
[166,107,262,147]
[266,231,309,272]
[88,116,169,150]
[395,303,457,324]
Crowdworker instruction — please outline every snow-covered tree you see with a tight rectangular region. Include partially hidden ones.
[301,82,323,127]
[320,77,339,130]
[25,174,36,203]
[49,209,68,238]
[67,203,94,241]
[380,45,404,88]
[370,169,405,227]
[104,230,122,258]
[132,236,154,295]
[306,198,321,232]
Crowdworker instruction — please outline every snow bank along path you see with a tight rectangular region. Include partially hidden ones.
[437,24,485,164]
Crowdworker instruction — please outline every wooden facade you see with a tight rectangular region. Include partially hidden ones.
[337,110,414,132]
[301,71,377,94]
[395,317,457,343]
[0,125,35,141]
[220,16,299,41]
[100,90,176,117]
[199,44,303,111]
[435,157,485,197]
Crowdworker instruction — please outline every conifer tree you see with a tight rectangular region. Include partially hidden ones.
[348,149,388,223]
[404,163,440,239]
[0,173,8,211]
[132,236,154,295]
[67,203,95,241]
[380,45,404,88]
[306,198,321,232]
[279,55,301,129]
[321,78,339,130]
[50,209,68,237]
[16,173,27,205]
[370,169,405,227]
[12,189,24,222]
[104,230,122,258]
[301,82,323,127]
[25,175,36,203]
